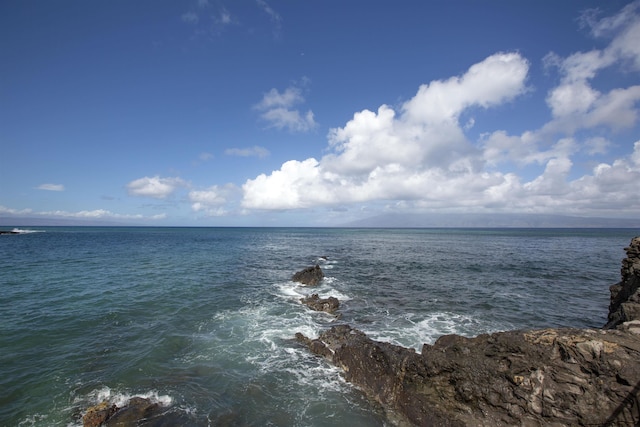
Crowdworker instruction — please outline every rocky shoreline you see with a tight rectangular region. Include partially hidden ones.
[82,238,640,426]
[295,237,640,426]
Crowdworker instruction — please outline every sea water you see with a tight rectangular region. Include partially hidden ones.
[0,227,635,426]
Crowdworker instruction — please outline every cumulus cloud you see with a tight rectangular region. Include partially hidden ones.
[254,81,317,132]
[126,176,186,199]
[241,8,640,219]
[243,52,529,210]
[543,3,640,135]
[36,183,65,191]
[225,145,270,158]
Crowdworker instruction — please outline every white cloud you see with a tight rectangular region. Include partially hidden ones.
[225,146,270,158]
[0,205,165,221]
[241,15,640,219]
[254,82,317,132]
[0,205,33,215]
[36,183,65,191]
[189,184,235,216]
[243,52,529,210]
[126,176,186,199]
[584,137,611,155]
[543,3,640,134]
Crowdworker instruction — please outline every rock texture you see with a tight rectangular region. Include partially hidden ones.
[82,396,193,427]
[291,264,324,286]
[82,401,117,427]
[300,293,340,313]
[296,236,640,426]
[606,236,640,329]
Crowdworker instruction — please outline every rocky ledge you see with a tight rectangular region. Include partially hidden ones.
[296,237,640,426]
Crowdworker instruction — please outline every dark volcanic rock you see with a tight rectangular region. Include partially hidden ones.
[292,264,324,286]
[82,396,193,427]
[300,293,339,313]
[83,401,117,427]
[298,324,640,426]
[297,236,640,426]
[606,236,640,329]
[104,397,161,426]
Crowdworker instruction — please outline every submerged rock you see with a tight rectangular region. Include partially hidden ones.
[301,293,340,313]
[292,264,324,286]
[296,236,640,426]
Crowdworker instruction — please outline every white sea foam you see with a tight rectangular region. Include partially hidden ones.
[275,277,352,305]
[201,287,352,398]
[82,386,173,408]
[12,228,44,233]
[361,311,510,352]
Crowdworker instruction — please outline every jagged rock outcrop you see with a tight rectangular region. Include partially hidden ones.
[292,264,324,286]
[606,236,640,329]
[301,293,340,313]
[296,236,640,426]
[297,324,640,426]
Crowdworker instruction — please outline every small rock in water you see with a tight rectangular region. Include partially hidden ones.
[300,293,339,313]
[291,264,324,286]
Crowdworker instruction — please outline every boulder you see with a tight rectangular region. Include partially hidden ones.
[300,294,339,313]
[291,265,324,286]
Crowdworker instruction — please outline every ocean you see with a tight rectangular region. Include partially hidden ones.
[0,227,636,426]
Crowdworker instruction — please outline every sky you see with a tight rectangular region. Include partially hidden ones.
[1,0,640,226]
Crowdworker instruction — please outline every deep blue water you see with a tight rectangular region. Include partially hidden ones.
[0,227,635,426]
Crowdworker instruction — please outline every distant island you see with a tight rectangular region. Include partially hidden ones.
[342,213,640,228]
[1,212,639,228]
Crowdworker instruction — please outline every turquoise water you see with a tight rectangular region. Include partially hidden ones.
[0,227,635,426]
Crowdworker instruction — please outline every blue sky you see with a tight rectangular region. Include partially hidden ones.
[1,0,639,226]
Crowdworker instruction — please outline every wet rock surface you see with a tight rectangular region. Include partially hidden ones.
[291,264,324,285]
[82,397,195,427]
[300,293,340,313]
[296,237,640,426]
